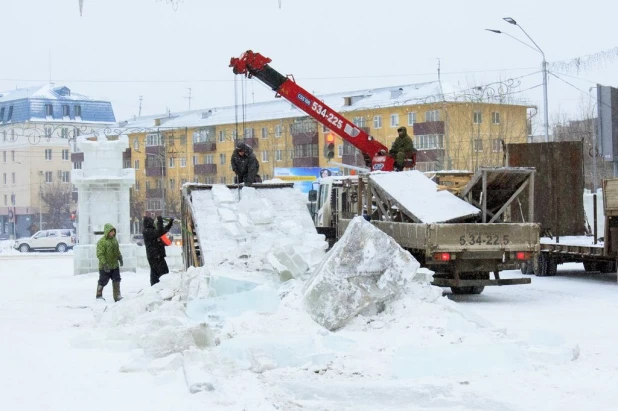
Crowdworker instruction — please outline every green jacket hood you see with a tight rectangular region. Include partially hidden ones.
[103,223,116,237]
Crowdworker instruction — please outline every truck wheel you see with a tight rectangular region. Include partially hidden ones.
[537,254,557,277]
[600,261,617,273]
[583,261,599,272]
[520,260,535,275]
[450,286,485,295]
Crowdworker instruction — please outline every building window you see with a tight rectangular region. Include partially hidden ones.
[11,194,15,205]
[414,134,444,150]
[373,116,382,129]
[323,124,330,133]
[3,195,6,205]
[193,130,206,143]
[3,173,6,184]
[492,112,500,124]
[474,111,482,124]
[2,151,5,163]
[73,162,82,169]
[45,149,52,160]
[338,144,343,157]
[74,128,80,137]
[45,127,52,138]
[408,112,417,125]
[492,139,503,152]
[275,125,282,138]
[124,159,130,168]
[135,180,140,191]
[293,144,319,158]
[62,105,70,117]
[204,154,214,164]
[262,151,269,162]
[220,176,226,184]
[12,172,15,184]
[193,155,198,166]
[62,149,69,160]
[145,180,151,190]
[231,129,237,140]
[74,105,82,118]
[7,106,13,121]
[45,104,53,117]
[219,153,226,165]
[261,127,268,139]
[425,110,440,122]
[474,139,483,152]
[275,149,282,162]
[0,107,4,121]
[146,133,162,146]
[167,157,174,168]
[45,171,53,183]
[133,138,139,151]
[180,157,187,168]
[244,128,254,138]
[170,179,176,190]
[218,130,225,142]
[353,117,366,127]
[390,114,399,128]
[11,150,15,161]
[62,171,70,183]
[134,159,139,169]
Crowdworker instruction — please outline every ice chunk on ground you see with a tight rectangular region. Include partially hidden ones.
[183,349,216,393]
[186,286,280,327]
[302,216,423,330]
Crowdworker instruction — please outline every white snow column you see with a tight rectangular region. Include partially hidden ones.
[71,134,137,275]
[302,216,424,331]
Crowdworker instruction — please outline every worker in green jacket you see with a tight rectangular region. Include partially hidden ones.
[389,126,416,171]
[96,223,124,302]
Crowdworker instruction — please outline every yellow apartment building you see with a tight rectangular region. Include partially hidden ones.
[112,81,531,221]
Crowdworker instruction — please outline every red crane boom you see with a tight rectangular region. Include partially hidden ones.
[230,50,407,172]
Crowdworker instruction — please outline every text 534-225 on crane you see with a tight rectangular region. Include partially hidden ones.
[229,50,415,172]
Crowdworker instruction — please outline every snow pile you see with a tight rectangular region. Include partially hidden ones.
[303,216,428,330]
[79,183,579,406]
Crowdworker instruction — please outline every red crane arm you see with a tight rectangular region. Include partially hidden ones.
[230,50,396,171]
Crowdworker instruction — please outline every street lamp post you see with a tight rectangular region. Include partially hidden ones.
[486,17,550,142]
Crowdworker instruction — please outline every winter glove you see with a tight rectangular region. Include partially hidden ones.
[119,256,123,267]
[103,264,111,273]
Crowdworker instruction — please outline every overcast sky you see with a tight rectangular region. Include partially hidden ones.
[2,0,616,133]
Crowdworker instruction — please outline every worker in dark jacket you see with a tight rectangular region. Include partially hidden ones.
[389,126,416,171]
[96,223,123,301]
[231,141,260,186]
[143,215,174,286]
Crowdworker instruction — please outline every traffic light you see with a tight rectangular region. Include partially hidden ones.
[324,133,335,160]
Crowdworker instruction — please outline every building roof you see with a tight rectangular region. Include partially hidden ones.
[119,81,527,131]
[0,84,116,124]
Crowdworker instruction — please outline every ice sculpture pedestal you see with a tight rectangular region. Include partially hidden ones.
[72,135,137,275]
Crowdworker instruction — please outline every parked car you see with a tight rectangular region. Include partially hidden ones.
[13,229,76,252]
[0,233,10,241]
[131,234,144,246]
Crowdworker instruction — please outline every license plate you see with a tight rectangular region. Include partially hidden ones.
[459,232,510,246]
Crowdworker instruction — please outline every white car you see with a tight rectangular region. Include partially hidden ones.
[13,229,76,253]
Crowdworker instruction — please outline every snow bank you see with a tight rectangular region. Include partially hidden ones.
[78,182,579,406]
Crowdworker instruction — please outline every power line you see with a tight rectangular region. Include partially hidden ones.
[0,67,539,85]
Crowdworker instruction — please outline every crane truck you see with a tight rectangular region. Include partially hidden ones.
[230,51,538,294]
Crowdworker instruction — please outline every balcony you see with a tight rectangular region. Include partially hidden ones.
[194,164,217,175]
[292,157,320,167]
[413,121,445,135]
[291,120,319,145]
[146,145,165,156]
[146,167,166,177]
[146,188,165,198]
[193,141,217,153]
[416,149,446,163]
[71,152,84,162]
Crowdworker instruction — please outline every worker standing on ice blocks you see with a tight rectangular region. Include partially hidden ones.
[231,141,260,186]
[389,126,416,171]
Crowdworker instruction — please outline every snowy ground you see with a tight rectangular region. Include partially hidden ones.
[2,247,617,410]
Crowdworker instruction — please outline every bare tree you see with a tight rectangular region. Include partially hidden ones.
[40,182,73,228]
[130,188,146,233]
